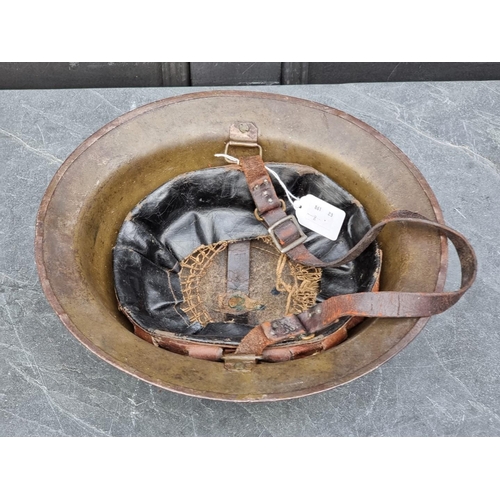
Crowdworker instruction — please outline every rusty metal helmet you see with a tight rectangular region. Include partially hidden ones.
[35,91,476,401]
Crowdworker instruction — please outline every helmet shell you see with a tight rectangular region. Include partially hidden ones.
[35,91,446,401]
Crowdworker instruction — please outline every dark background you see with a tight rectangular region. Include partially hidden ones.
[1,62,499,89]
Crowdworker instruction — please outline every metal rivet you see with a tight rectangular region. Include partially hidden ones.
[268,198,273,203]
[263,179,268,184]
[262,191,268,196]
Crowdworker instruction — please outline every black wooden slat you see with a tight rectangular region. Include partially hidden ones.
[1,62,500,90]
[190,62,281,86]
[162,62,190,86]
[0,62,163,89]
[281,63,309,84]
[308,62,500,84]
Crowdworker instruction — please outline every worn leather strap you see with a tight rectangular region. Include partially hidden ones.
[234,156,478,358]
[241,155,326,265]
[225,241,251,324]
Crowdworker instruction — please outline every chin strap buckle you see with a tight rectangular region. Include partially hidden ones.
[268,214,308,253]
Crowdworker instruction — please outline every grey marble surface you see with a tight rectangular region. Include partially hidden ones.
[0,82,498,436]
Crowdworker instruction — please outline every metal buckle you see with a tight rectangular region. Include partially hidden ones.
[224,141,263,157]
[268,215,307,253]
[254,199,286,222]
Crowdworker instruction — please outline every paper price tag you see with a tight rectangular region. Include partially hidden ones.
[293,194,346,241]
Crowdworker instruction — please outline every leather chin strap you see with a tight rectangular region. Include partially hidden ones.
[230,155,477,362]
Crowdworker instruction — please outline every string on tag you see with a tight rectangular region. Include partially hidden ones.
[214,153,240,164]
[265,167,346,241]
[265,167,299,206]
[213,157,346,241]
[214,157,298,206]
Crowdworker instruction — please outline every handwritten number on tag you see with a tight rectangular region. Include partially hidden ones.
[293,194,346,241]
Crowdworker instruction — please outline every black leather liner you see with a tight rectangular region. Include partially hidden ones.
[113,163,380,343]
